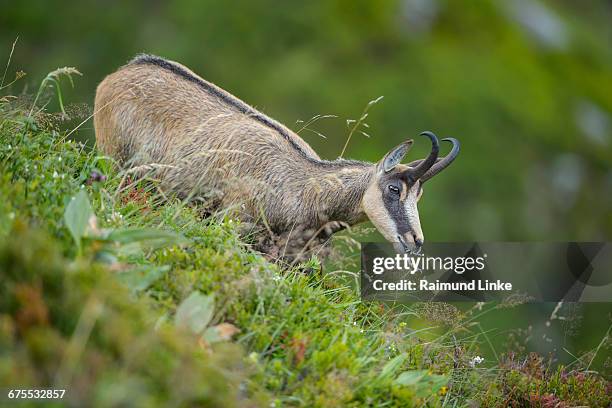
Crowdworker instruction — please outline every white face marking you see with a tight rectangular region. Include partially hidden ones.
[362,179,425,246]
[362,181,398,242]
[402,182,424,244]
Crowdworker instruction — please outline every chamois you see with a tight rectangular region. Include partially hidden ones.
[94,54,459,257]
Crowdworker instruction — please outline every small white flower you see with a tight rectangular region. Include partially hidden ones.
[58,156,62,162]
[53,171,58,178]
[110,211,123,222]
[469,356,484,368]
[8,212,15,220]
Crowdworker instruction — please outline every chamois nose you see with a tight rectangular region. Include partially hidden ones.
[413,235,424,248]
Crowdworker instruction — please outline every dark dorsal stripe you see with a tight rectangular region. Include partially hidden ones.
[129,54,368,169]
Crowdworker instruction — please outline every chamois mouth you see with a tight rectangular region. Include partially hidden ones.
[396,235,410,253]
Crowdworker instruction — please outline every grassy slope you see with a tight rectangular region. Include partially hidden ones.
[0,96,609,407]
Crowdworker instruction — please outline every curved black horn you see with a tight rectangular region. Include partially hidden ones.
[420,137,460,182]
[407,131,439,181]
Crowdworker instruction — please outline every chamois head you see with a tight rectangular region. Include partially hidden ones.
[362,131,460,252]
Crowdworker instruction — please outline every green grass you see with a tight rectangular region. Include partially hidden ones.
[0,77,609,407]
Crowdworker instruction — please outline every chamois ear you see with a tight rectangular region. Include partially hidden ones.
[380,140,413,173]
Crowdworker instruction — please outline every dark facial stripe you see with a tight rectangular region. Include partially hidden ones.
[380,180,412,236]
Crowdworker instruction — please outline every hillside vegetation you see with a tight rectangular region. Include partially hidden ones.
[0,77,610,407]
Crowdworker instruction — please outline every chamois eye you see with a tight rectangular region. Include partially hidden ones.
[388,185,400,195]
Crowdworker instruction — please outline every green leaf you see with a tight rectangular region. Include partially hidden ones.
[175,291,214,335]
[117,265,171,292]
[422,373,448,391]
[107,228,188,249]
[396,370,449,397]
[201,326,220,344]
[378,353,408,380]
[94,250,118,265]
[395,370,428,386]
[64,190,94,249]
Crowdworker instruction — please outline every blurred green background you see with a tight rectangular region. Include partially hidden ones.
[2,0,611,243]
[2,0,611,372]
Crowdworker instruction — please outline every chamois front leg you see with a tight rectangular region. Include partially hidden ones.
[321,221,349,239]
[294,221,349,250]
[254,221,348,265]
[285,221,349,265]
